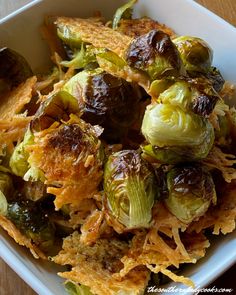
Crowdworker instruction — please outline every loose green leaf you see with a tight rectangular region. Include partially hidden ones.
[112,0,137,29]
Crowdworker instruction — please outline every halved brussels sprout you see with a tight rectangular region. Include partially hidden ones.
[165,164,216,223]
[112,0,137,29]
[7,199,55,250]
[173,36,213,73]
[150,77,219,117]
[141,103,214,162]
[104,150,157,229]
[63,68,141,143]
[0,47,32,93]
[126,30,185,80]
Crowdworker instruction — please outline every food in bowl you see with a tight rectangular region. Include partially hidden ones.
[0,1,235,294]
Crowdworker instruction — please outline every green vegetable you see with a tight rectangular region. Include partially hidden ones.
[60,43,97,69]
[9,128,34,177]
[165,164,216,223]
[141,103,214,162]
[0,191,8,216]
[104,150,157,229]
[65,281,93,295]
[57,24,82,48]
[63,68,141,143]
[112,0,137,29]
[126,30,185,80]
[159,80,192,110]
[150,77,219,117]
[7,199,55,250]
[31,90,80,132]
[173,36,213,73]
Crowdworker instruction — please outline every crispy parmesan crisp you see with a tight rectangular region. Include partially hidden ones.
[0,76,36,119]
[0,215,46,259]
[56,17,132,58]
[203,146,236,183]
[53,231,149,295]
[114,204,210,288]
[117,17,175,38]
[26,118,103,209]
[0,116,32,153]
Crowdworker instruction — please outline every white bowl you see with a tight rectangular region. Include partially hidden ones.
[0,1,236,294]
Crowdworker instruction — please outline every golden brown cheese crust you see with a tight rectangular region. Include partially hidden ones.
[118,17,175,38]
[0,116,32,153]
[27,119,103,209]
[115,204,210,288]
[56,17,132,58]
[53,231,150,295]
[0,76,36,120]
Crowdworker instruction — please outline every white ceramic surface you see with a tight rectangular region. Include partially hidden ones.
[0,1,236,295]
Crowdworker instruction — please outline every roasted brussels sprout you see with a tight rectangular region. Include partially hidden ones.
[141,103,214,162]
[173,36,213,73]
[157,78,219,117]
[104,150,157,229]
[63,68,141,142]
[165,164,217,223]
[31,90,80,132]
[0,47,32,93]
[189,66,225,93]
[126,30,185,80]
[7,199,55,249]
[112,0,137,29]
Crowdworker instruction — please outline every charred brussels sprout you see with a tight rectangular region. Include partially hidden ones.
[165,164,216,223]
[63,69,141,143]
[31,90,80,132]
[153,78,219,117]
[173,36,213,73]
[104,150,157,229]
[141,103,214,162]
[126,30,184,80]
[7,199,55,249]
[0,47,32,93]
[188,66,225,93]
